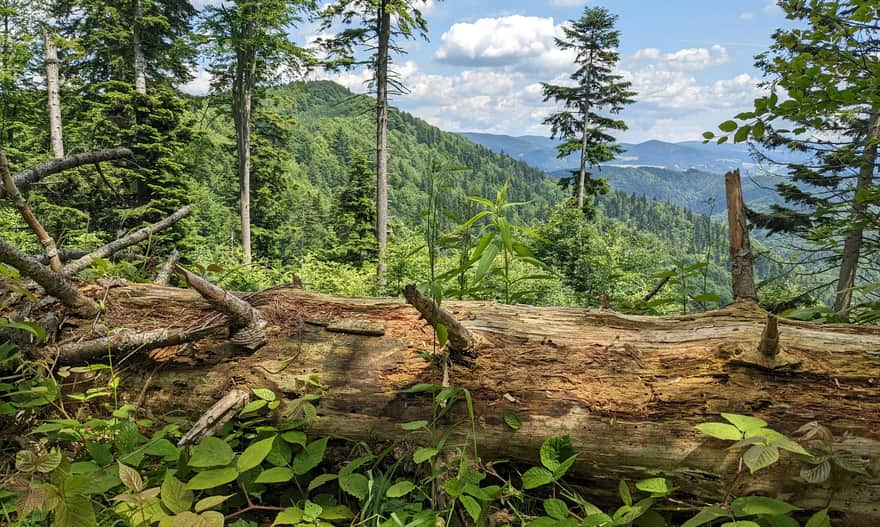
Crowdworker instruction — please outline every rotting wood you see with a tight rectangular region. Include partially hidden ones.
[0,147,63,273]
[6,147,133,197]
[154,249,180,286]
[173,265,266,350]
[725,170,758,302]
[326,319,385,336]
[64,206,191,275]
[178,389,250,446]
[52,325,223,365]
[75,285,880,525]
[759,314,780,357]
[0,237,98,316]
[404,284,475,363]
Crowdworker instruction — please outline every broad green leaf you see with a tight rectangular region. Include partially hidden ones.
[55,494,97,527]
[525,516,557,527]
[255,466,294,484]
[292,437,328,475]
[435,323,448,348]
[800,460,831,483]
[805,508,831,527]
[503,411,521,430]
[734,125,751,143]
[118,463,143,493]
[400,420,429,431]
[36,449,63,474]
[189,437,234,468]
[721,414,767,433]
[239,399,268,415]
[521,467,554,489]
[144,439,181,462]
[543,498,569,520]
[273,507,304,526]
[319,504,355,520]
[681,505,727,527]
[386,480,416,498]
[252,388,276,401]
[635,477,672,496]
[619,480,632,506]
[719,120,738,132]
[474,241,500,283]
[186,467,238,490]
[720,522,760,527]
[303,500,323,521]
[831,450,870,475]
[237,436,276,472]
[413,447,439,464]
[281,430,307,446]
[742,444,779,473]
[540,435,574,472]
[459,495,482,523]
[307,473,338,491]
[194,494,233,512]
[339,472,369,500]
[696,423,743,441]
[731,496,799,516]
[583,513,614,526]
[160,473,193,514]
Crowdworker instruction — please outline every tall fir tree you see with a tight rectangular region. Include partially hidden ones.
[332,151,376,267]
[542,6,635,213]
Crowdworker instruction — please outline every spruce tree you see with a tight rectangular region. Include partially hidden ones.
[542,6,635,213]
[332,151,377,267]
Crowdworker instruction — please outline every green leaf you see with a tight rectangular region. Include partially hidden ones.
[386,480,416,498]
[800,460,831,483]
[435,323,448,348]
[239,399,268,415]
[702,131,715,140]
[55,494,97,527]
[544,498,569,520]
[189,437,234,468]
[681,505,727,527]
[319,504,355,520]
[732,496,799,517]
[720,522,760,527]
[281,430,307,446]
[0,319,46,341]
[742,444,779,473]
[413,447,439,464]
[831,450,870,475]
[237,436,276,473]
[521,467,554,489]
[339,472,369,500]
[186,467,238,490]
[540,435,574,472]
[734,125,751,143]
[293,437,328,475]
[118,462,143,493]
[400,420,429,431]
[635,477,672,496]
[503,411,521,430]
[273,507,304,526]
[752,121,765,140]
[474,241,500,283]
[255,466,294,484]
[303,500,323,521]
[583,513,614,526]
[696,422,743,441]
[722,414,767,433]
[36,449,63,473]
[252,388,276,401]
[307,473,338,491]
[719,120,738,132]
[161,473,193,514]
[619,480,632,506]
[194,494,233,512]
[805,508,831,527]
[459,494,482,523]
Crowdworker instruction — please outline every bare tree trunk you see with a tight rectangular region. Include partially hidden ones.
[833,109,880,313]
[232,36,256,265]
[725,170,758,302]
[133,0,146,95]
[375,5,390,286]
[43,27,64,159]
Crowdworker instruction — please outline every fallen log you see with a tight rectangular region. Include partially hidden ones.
[68,283,880,525]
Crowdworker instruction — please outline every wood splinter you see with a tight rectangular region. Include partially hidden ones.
[759,314,780,357]
[154,249,180,286]
[725,170,759,303]
[178,389,250,446]
[403,284,476,363]
[174,265,267,350]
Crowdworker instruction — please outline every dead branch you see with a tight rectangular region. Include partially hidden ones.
[53,325,222,365]
[642,273,673,304]
[7,147,133,196]
[64,206,191,275]
[725,170,758,302]
[174,265,266,350]
[178,389,250,446]
[0,237,98,316]
[759,314,780,357]
[404,284,475,363]
[154,249,180,286]
[0,147,64,273]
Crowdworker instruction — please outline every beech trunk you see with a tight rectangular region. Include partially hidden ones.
[54,284,880,525]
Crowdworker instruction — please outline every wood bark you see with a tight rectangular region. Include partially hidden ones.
[51,284,880,525]
[375,4,390,286]
[232,16,256,265]
[833,109,880,313]
[133,0,147,95]
[43,28,64,159]
[154,249,180,286]
[6,147,133,197]
[576,51,593,210]
[725,170,758,302]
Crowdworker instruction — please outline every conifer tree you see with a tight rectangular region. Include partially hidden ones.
[542,6,635,213]
[332,151,376,267]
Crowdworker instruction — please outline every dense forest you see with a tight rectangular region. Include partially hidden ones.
[0,1,877,527]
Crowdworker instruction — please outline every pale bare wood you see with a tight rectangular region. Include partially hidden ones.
[53,325,223,365]
[178,389,250,446]
[43,28,64,159]
[6,147,132,197]
[725,170,758,302]
[154,249,180,286]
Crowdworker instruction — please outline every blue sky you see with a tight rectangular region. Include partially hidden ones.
[186,0,792,143]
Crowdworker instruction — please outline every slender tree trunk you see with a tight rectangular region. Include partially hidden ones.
[833,109,880,312]
[232,42,255,265]
[576,53,594,210]
[725,170,758,302]
[375,5,390,286]
[133,0,146,94]
[43,28,64,159]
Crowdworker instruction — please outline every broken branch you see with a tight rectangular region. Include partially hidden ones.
[404,284,475,362]
[174,265,266,350]
[0,147,63,272]
[154,249,180,286]
[725,170,758,302]
[53,325,222,365]
[6,147,133,196]
[0,237,98,316]
[64,206,191,275]
[759,314,780,357]
[178,389,250,446]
